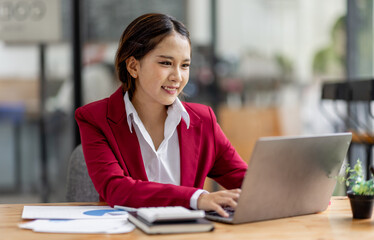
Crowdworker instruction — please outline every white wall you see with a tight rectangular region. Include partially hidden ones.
[0,42,72,80]
[0,43,39,79]
[186,0,211,46]
[216,0,346,82]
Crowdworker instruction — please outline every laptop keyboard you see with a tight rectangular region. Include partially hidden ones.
[206,207,235,218]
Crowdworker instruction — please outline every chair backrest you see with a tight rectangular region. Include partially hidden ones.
[66,145,99,202]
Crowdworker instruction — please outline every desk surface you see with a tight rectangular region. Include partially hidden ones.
[1,197,374,240]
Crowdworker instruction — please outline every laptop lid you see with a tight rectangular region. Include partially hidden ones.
[209,133,352,224]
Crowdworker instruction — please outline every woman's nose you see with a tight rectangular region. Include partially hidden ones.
[170,67,182,82]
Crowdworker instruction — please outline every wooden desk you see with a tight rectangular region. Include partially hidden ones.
[1,197,374,240]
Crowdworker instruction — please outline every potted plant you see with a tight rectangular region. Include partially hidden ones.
[339,159,374,219]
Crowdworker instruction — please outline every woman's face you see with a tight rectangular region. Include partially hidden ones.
[131,32,191,107]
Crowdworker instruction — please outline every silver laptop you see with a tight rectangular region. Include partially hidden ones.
[205,133,352,224]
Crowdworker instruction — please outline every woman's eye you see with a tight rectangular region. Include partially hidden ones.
[159,61,172,66]
[182,64,190,68]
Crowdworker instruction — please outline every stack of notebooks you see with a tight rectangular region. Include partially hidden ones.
[126,207,214,234]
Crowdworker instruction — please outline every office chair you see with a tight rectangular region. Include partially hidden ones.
[66,145,99,202]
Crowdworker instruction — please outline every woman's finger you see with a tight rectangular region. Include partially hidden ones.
[211,203,229,218]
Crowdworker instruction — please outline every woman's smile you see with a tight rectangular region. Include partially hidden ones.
[161,85,179,95]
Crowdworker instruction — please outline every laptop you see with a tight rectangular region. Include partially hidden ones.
[205,133,352,224]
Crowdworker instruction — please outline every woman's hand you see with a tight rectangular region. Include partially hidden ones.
[197,189,241,217]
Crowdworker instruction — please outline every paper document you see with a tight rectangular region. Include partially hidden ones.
[20,206,135,234]
[19,219,135,234]
[22,206,128,219]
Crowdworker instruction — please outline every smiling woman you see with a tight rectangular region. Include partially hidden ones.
[125,32,191,151]
[115,13,191,101]
[127,32,191,108]
[126,33,191,150]
[75,13,248,219]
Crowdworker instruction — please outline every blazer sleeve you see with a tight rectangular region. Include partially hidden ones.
[207,107,248,189]
[75,106,198,208]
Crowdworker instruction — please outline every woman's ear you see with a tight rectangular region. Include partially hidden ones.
[125,56,139,79]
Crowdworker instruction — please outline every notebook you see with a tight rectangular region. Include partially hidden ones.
[205,133,352,224]
[128,212,214,234]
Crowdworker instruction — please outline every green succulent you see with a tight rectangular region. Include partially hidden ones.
[338,159,374,196]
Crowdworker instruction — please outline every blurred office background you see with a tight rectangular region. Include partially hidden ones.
[0,0,372,203]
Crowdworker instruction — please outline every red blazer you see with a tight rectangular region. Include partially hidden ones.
[75,87,247,208]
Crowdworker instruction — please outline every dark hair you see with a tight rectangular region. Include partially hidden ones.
[115,13,191,99]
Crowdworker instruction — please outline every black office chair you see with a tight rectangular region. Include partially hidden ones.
[66,145,99,202]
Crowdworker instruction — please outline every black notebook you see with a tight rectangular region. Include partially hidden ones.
[128,212,214,234]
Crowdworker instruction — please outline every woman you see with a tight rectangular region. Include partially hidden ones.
[75,13,247,217]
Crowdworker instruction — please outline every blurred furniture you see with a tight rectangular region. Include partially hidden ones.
[218,105,282,162]
[0,79,39,117]
[0,78,66,201]
[321,79,374,179]
[203,105,281,191]
[0,79,38,193]
[2,197,374,239]
[66,145,99,202]
[0,103,25,192]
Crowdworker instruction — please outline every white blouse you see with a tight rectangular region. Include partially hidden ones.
[123,92,205,209]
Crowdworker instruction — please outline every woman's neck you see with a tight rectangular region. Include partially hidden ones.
[131,95,167,150]
[132,96,166,123]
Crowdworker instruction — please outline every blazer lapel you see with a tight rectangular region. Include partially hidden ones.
[107,87,148,181]
[178,105,203,186]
